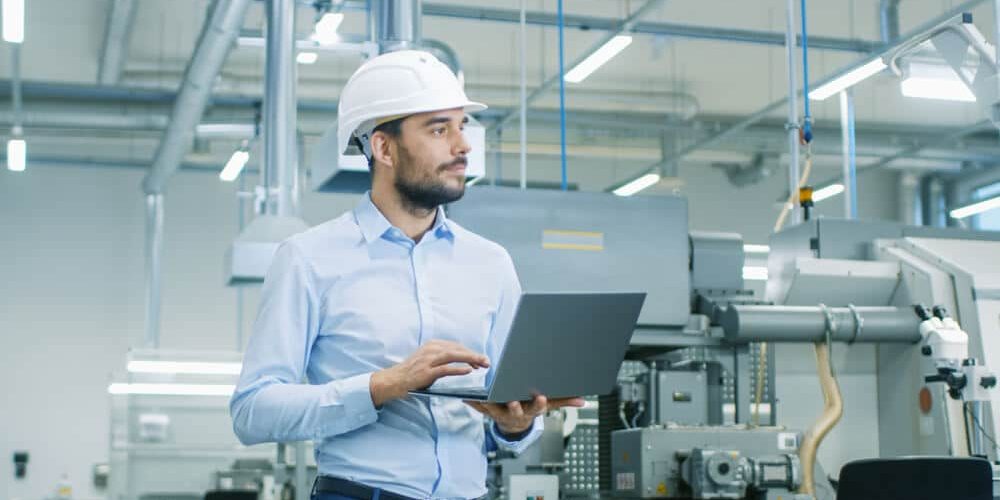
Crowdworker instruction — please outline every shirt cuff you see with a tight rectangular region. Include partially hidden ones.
[317,372,380,437]
[490,414,544,454]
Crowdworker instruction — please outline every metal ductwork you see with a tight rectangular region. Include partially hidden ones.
[140,0,251,347]
[373,0,422,53]
[712,152,777,188]
[98,0,138,85]
[880,0,902,44]
[226,0,309,286]
[141,0,252,195]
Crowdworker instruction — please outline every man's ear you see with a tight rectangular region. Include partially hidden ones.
[370,131,395,170]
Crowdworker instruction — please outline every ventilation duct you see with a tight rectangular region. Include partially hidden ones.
[226,0,309,286]
[712,152,776,188]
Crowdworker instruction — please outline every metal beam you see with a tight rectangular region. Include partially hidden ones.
[658,0,990,171]
[811,120,993,189]
[98,0,138,85]
[494,0,667,131]
[341,1,878,53]
[141,0,253,195]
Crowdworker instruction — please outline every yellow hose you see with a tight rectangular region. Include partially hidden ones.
[797,341,843,496]
[752,342,767,427]
[753,145,815,426]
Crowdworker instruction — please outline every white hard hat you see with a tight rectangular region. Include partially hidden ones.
[337,50,487,158]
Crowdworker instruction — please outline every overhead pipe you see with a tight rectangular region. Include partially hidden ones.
[373,0,422,53]
[557,0,567,191]
[840,89,858,219]
[223,0,309,286]
[880,0,902,44]
[141,0,252,195]
[493,0,667,131]
[421,38,464,85]
[809,119,992,193]
[338,1,878,53]
[783,0,802,226]
[657,0,989,173]
[98,0,138,85]
[139,0,250,348]
[10,46,22,130]
[263,0,299,216]
[143,194,164,348]
[519,0,527,190]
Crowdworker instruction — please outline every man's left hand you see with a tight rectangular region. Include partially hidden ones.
[465,395,586,436]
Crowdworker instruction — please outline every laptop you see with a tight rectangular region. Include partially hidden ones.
[411,291,646,403]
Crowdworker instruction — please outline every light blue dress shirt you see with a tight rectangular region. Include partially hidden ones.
[231,193,543,499]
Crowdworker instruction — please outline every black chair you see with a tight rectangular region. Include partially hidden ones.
[204,491,258,500]
[836,456,993,500]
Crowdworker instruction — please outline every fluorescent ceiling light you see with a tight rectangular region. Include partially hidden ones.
[564,35,633,84]
[296,52,319,65]
[107,383,235,397]
[813,183,845,202]
[219,149,250,182]
[2,0,24,43]
[312,12,344,45]
[743,266,769,281]
[126,360,243,375]
[900,62,975,102]
[809,58,886,101]
[613,172,660,197]
[6,138,25,172]
[950,195,1000,219]
[743,244,771,254]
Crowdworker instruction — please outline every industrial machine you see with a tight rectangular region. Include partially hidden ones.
[113,187,1000,500]
[447,187,1000,500]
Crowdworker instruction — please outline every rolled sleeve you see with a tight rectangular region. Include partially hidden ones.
[490,415,544,454]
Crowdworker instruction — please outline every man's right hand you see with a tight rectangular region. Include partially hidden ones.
[369,340,490,407]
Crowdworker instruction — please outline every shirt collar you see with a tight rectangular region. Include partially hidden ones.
[354,192,454,244]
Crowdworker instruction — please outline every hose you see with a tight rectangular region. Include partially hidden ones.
[797,340,844,496]
[752,342,768,427]
[752,144,815,426]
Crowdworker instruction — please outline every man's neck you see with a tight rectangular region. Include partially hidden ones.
[370,184,437,242]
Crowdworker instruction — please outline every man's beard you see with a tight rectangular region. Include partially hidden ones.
[394,145,467,212]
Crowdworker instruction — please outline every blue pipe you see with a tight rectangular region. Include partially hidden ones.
[800,0,813,143]
[557,0,568,191]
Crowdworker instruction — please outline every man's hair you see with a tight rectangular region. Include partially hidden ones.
[368,117,405,170]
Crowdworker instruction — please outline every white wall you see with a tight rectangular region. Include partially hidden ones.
[0,164,357,500]
[0,156,901,499]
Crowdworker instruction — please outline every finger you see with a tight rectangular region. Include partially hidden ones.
[430,349,490,369]
[525,395,548,416]
[506,401,524,419]
[430,365,473,380]
[545,397,587,409]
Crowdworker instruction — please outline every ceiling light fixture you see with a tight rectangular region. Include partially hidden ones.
[564,35,633,83]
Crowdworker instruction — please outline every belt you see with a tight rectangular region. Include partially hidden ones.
[313,476,418,500]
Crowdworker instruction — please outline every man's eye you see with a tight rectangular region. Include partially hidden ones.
[432,128,446,135]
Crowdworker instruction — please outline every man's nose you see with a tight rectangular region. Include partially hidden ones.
[453,129,471,156]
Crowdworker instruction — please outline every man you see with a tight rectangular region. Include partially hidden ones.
[230,50,584,500]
